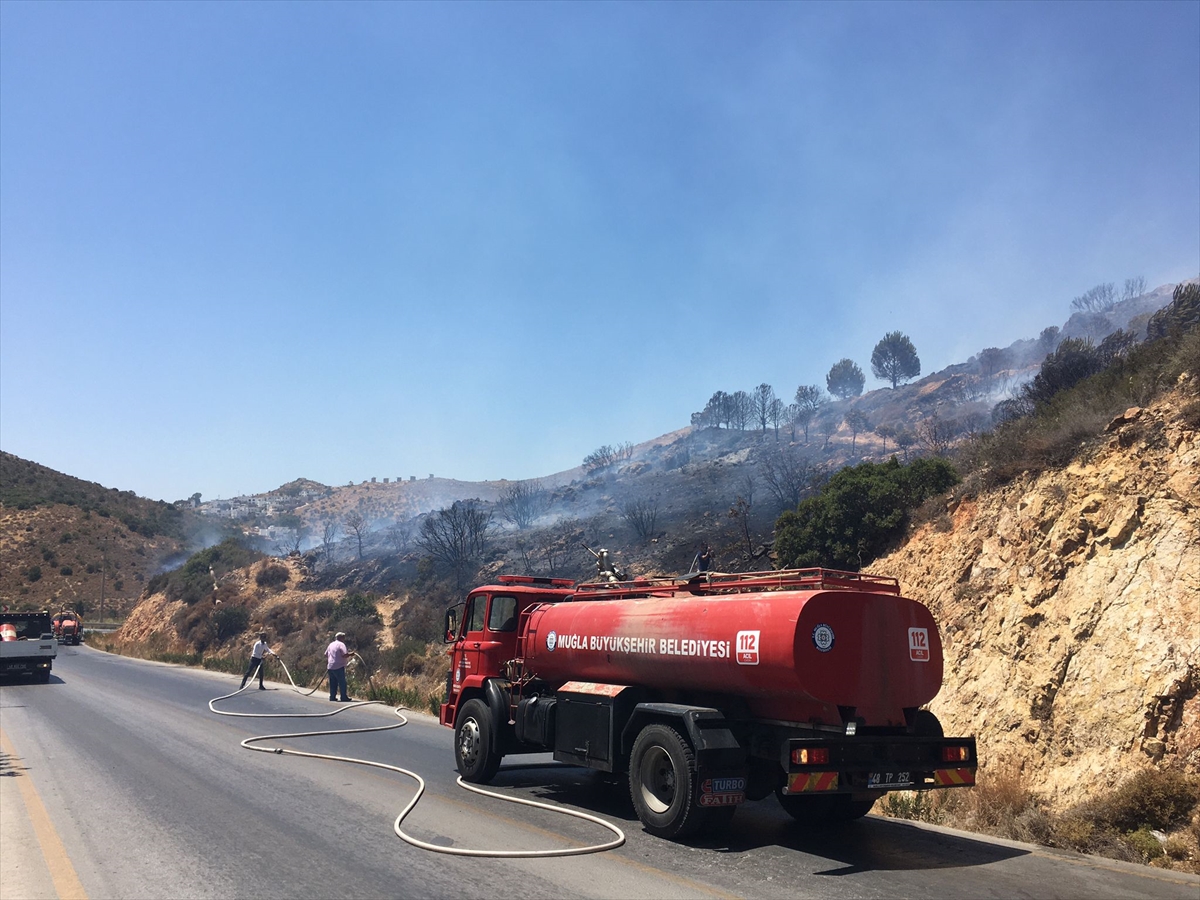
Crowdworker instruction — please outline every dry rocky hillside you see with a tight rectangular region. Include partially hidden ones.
[0,504,183,617]
[112,391,1199,810]
[111,553,448,705]
[875,390,1198,804]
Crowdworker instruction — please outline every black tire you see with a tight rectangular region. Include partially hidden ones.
[776,791,873,824]
[827,797,875,821]
[454,698,502,783]
[629,724,705,839]
[36,670,51,684]
[775,790,837,825]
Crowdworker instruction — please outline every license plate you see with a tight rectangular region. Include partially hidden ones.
[868,771,912,788]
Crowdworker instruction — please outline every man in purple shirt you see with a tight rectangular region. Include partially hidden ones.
[326,631,351,702]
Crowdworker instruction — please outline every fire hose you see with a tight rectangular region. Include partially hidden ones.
[208,652,626,858]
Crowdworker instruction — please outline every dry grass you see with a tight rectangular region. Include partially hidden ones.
[879,766,1200,873]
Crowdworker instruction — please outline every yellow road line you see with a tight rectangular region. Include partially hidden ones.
[0,727,88,900]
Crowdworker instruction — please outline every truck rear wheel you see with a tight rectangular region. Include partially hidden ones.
[827,797,875,821]
[776,791,874,824]
[775,791,836,825]
[629,724,705,839]
[454,699,502,783]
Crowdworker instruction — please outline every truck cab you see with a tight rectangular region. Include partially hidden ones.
[440,575,575,730]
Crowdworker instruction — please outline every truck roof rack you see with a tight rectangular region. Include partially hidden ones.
[572,567,900,599]
[497,574,576,588]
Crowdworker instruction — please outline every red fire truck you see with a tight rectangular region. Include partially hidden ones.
[440,565,977,838]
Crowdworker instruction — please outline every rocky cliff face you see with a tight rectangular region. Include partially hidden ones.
[875,391,1199,806]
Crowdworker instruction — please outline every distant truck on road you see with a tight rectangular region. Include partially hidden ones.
[0,611,57,682]
[52,610,84,645]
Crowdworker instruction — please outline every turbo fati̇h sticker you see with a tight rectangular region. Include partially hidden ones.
[546,630,558,652]
[812,623,835,652]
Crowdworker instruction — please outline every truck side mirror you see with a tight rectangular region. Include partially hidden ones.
[443,608,459,643]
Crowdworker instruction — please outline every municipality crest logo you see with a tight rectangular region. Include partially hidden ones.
[812,624,835,652]
[546,630,558,652]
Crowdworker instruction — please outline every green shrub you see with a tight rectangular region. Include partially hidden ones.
[262,601,301,638]
[27,565,41,582]
[1087,769,1200,833]
[1050,815,1095,851]
[1170,327,1200,386]
[60,566,73,576]
[381,637,429,675]
[156,539,264,605]
[200,655,244,675]
[1163,836,1191,861]
[394,592,451,643]
[255,563,290,589]
[363,681,443,715]
[774,457,959,570]
[1022,338,1103,406]
[1124,827,1165,862]
[213,606,251,642]
[967,766,1043,834]
[881,791,944,823]
[178,614,212,651]
[333,592,380,623]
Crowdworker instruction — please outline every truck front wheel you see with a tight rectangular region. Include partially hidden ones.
[454,699,502,783]
[629,724,705,839]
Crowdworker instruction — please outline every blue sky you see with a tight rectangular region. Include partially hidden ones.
[2,1,1197,502]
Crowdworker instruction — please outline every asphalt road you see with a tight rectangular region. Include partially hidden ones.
[1,645,1196,900]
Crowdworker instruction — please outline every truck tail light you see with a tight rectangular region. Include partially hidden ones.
[941,745,971,763]
[792,747,829,766]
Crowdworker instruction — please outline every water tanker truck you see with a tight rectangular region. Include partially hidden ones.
[52,610,83,645]
[440,565,977,838]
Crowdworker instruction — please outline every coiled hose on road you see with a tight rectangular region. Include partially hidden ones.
[208,654,626,858]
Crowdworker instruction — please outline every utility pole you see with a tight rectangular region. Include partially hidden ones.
[99,537,108,624]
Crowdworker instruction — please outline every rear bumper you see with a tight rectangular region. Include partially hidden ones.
[782,735,978,795]
[0,659,53,674]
